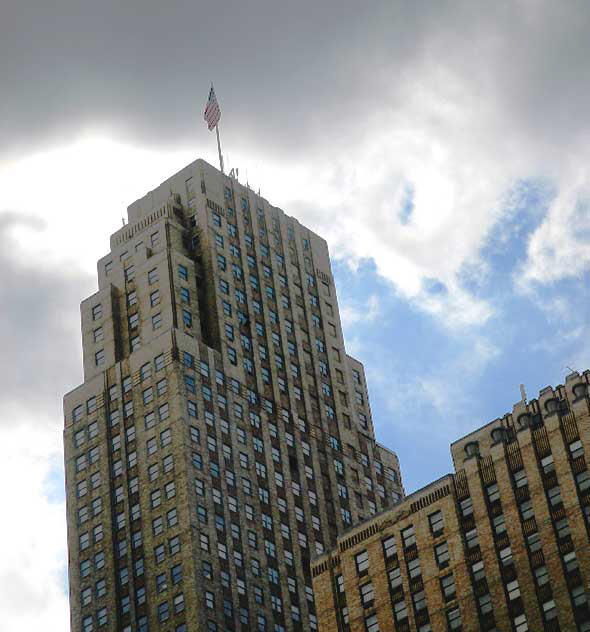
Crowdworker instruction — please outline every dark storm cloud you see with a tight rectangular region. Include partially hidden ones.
[0,212,93,422]
[3,1,590,165]
[0,1,444,159]
[0,1,364,155]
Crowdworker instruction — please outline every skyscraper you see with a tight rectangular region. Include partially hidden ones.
[63,159,404,632]
[312,371,590,632]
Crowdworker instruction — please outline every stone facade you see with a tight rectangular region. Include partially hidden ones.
[63,159,404,632]
[312,371,590,632]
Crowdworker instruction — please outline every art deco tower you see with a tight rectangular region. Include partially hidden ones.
[63,159,404,632]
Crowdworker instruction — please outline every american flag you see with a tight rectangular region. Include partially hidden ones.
[204,85,221,131]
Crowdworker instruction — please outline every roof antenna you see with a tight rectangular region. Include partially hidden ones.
[122,217,126,226]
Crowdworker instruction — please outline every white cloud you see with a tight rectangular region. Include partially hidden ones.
[229,96,509,329]
[0,423,68,632]
[0,137,196,275]
[519,173,590,286]
[222,4,590,331]
[340,294,381,329]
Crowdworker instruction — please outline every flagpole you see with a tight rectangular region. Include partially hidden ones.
[215,124,224,174]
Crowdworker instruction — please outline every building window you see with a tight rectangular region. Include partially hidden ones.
[429,510,444,536]
[441,574,456,600]
[173,593,185,613]
[534,565,549,586]
[435,541,450,568]
[148,268,159,284]
[542,599,557,621]
[478,592,492,615]
[408,558,421,579]
[86,397,97,414]
[413,590,427,612]
[128,313,140,330]
[526,532,542,553]
[388,566,402,590]
[382,535,397,560]
[555,517,570,540]
[92,304,102,320]
[465,528,479,549]
[95,349,105,367]
[573,383,588,399]
[158,602,169,622]
[402,525,416,548]
[178,264,188,281]
[360,582,374,608]
[547,485,562,506]
[513,614,528,632]
[150,290,160,307]
[563,551,579,573]
[541,454,554,474]
[569,439,584,460]
[491,427,505,443]
[506,579,520,601]
[486,483,500,503]
[446,606,462,630]
[393,600,408,622]
[576,470,590,492]
[355,550,369,575]
[514,469,528,488]
[365,614,379,632]
[499,546,513,566]
[545,398,559,414]
[571,585,588,607]
[493,513,506,535]
[460,497,473,517]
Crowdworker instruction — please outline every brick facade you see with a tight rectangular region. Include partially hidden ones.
[312,371,590,632]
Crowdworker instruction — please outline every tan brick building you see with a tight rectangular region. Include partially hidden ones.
[63,159,404,632]
[312,371,590,632]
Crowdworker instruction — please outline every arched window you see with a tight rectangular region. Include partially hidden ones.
[516,414,530,430]
[465,442,479,458]
[545,398,559,414]
[573,383,588,400]
[491,427,505,443]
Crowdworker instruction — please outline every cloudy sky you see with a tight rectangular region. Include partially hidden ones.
[1,1,589,629]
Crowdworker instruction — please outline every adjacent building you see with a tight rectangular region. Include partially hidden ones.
[63,159,404,632]
[312,371,590,632]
